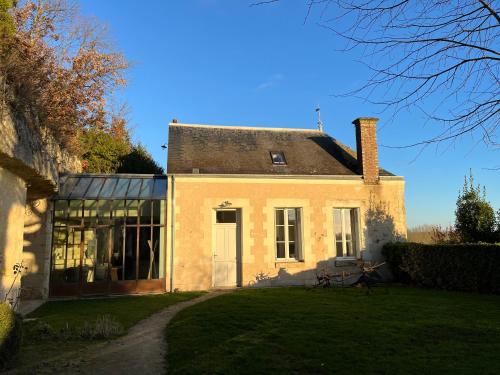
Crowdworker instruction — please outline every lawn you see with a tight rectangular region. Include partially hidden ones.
[12,291,204,372]
[167,286,500,375]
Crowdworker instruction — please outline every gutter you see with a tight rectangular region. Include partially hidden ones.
[169,175,175,292]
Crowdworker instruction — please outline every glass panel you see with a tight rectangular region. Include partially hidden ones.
[287,209,296,224]
[70,178,92,198]
[336,241,344,257]
[139,179,154,198]
[50,227,67,283]
[85,178,105,198]
[65,228,82,283]
[126,200,139,225]
[111,222,124,281]
[97,200,112,225]
[111,200,126,222]
[276,242,285,258]
[276,226,285,242]
[344,209,352,243]
[139,200,152,225]
[346,240,353,257]
[94,228,110,281]
[155,227,164,278]
[350,209,358,257]
[138,227,153,279]
[334,209,342,242]
[59,176,78,197]
[216,210,236,223]
[82,229,96,282]
[124,227,138,280]
[152,178,167,199]
[275,209,284,225]
[83,200,98,226]
[291,225,299,242]
[68,200,83,226]
[54,200,68,226]
[113,179,130,198]
[270,152,286,165]
[152,200,165,225]
[99,178,118,198]
[127,179,142,197]
[289,242,296,258]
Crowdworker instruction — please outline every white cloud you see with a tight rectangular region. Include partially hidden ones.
[256,73,284,90]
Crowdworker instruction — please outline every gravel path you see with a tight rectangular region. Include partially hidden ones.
[56,291,228,375]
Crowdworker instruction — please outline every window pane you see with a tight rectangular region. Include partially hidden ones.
[289,242,296,258]
[275,209,284,225]
[111,200,125,221]
[70,178,92,198]
[276,226,285,242]
[350,209,358,257]
[216,210,236,223]
[83,200,98,226]
[113,179,130,198]
[111,224,124,281]
[65,228,82,283]
[336,241,343,257]
[99,178,118,198]
[287,209,296,224]
[138,227,153,279]
[124,227,137,280]
[346,240,353,257]
[127,179,142,197]
[288,225,295,242]
[152,179,167,199]
[139,179,154,198]
[152,200,165,225]
[97,200,112,225]
[68,200,82,226]
[59,176,78,197]
[126,200,139,225]
[276,242,285,258]
[54,200,68,226]
[85,178,105,198]
[51,227,67,283]
[334,209,342,242]
[139,200,152,225]
[344,209,352,242]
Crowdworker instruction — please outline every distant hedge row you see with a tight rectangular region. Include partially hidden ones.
[382,242,500,293]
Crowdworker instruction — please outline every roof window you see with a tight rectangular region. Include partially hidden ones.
[270,151,287,165]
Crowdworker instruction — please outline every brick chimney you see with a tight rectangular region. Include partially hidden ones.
[352,117,379,184]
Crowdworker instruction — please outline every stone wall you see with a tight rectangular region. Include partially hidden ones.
[0,106,80,307]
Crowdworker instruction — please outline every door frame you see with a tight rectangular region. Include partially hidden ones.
[212,208,242,288]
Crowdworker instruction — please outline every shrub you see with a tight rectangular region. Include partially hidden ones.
[382,242,500,293]
[0,303,22,368]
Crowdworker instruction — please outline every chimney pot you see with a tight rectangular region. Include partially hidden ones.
[352,117,379,184]
[172,118,178,124]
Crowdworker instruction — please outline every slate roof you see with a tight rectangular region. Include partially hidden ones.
[167,124,393,176]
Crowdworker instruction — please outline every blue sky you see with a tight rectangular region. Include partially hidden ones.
[80,0,499,228]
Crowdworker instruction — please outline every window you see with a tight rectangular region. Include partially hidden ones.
[270,151,286,165]
[216,210,237,223]
[333,208,359,258]
[275,208,301,260]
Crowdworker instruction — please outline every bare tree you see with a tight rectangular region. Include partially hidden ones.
[253,1,499,148]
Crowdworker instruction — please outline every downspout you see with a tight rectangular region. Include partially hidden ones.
[169,175,175,292]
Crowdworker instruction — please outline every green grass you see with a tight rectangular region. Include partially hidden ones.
[14,292,204,371]
[167,286,500,375]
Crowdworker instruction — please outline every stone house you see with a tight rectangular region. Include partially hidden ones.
[165,118,406,290]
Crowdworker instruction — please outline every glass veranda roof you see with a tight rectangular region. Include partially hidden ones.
[57,174,167,200]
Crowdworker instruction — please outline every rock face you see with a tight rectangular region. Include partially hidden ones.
[0,106,81,308]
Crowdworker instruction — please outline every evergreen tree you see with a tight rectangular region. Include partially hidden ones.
[117,143,164,174]
[455,171,497,243]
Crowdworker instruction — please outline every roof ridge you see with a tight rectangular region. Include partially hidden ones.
[169,123,323,133]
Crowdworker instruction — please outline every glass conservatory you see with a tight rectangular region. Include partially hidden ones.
[50,174,167,296]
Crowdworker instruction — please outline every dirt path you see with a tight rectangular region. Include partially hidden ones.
[59,291,227,375]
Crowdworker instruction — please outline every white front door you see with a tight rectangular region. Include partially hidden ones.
[213,210,238,287]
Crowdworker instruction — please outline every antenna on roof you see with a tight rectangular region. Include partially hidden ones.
[315,106,324,132]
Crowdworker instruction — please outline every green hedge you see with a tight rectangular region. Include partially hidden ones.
[0,303,22,368]
[382,242,500,293]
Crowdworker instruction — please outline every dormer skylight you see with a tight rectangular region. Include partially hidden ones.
[270,151,286,165]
